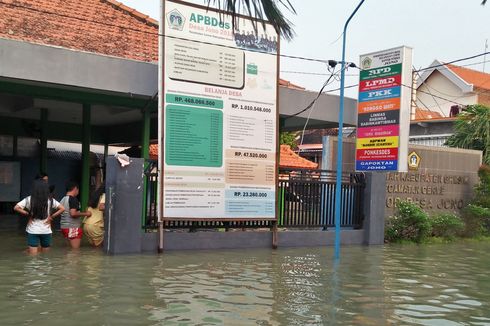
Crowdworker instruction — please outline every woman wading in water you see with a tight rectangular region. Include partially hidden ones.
[84,187,105,247]
[14,179,65,255]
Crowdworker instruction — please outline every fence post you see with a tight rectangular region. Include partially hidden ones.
[363,173,387,245]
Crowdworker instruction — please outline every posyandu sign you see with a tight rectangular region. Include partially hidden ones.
[356,46,413,172]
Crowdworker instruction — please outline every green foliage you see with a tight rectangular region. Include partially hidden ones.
[430,213,465,238]
[206,0,296,40]
[445,105,490,165]
[460,204,490,237]
[279,132,298,149]
[474,165,490,208]
[458,165,490,237]
[385,200,432,243]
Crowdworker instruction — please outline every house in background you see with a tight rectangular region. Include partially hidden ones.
[410,61,490,146]
[294,61,490,164]
[122,144,318,170]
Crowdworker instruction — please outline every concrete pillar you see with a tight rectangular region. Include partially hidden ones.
[363,172,386,245]
[40,108,48,173]
[141,108,150,160]
[81,103,91,210]
[141,108,150,228]
[104,157,145,255]
[103,143,109,163]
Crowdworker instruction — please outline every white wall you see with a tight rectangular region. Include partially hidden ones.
[416,70,477,117]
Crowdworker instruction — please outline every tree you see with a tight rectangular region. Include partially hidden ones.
[206,0,296,40]
[445,105,490,165]
[280,131,298,149]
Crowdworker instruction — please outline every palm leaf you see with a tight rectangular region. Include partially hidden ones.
[205,0,296,40]
[446,105,490,165]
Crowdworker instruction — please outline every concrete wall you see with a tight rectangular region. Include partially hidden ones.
[322,136,482,217]
[0,38,157,97]
[409,120,454,137]
[279,87,358,129]
[140,230,368,252]
[105,157,385,254]
[0,38,357,132]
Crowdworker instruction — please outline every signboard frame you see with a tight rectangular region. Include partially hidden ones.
[355,46,413,173]
[158,0,280,223]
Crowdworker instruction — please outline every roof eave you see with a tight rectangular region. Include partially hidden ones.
[416,59,474,93]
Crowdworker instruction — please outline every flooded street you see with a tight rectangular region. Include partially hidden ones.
[1,233,489,325]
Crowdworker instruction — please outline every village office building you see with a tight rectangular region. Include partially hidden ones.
[0,0,356,214]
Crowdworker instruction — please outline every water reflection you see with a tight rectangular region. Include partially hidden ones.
[0,234,489,325]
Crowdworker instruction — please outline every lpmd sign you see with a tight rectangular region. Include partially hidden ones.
[356,46,413,172]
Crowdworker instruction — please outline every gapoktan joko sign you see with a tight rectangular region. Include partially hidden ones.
[159,0,279,219]
[356,46,413,172]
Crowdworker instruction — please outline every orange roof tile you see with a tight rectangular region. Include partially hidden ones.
[149,144,318,169]
[413,108,444,121]
[0,0,158,62]
[279,145,318,169]
[149,144,158,160]
[446,64,490,91]
[1,1,305,91]
[279,79,305,90]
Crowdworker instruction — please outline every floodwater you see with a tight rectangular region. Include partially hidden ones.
[1,233,490,325]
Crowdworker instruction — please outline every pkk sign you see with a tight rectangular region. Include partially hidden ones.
[356,46,413,172]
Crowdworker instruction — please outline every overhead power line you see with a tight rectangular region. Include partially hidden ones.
[283,67,344,120]
[414,52,490,72]
[0,0,332,64]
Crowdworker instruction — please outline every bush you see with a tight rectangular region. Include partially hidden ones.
[474,165,490,209]
[430,213,465,238]
[460,204,490,237]
[385,200,432,243]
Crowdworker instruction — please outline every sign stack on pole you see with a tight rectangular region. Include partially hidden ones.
[355,46,413,172]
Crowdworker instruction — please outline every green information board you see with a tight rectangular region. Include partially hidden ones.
[165,105,223,167]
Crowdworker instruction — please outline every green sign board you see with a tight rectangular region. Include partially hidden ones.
[165,105,223,167]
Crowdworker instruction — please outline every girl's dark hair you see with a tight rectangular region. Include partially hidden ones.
[30,179,50,220]
[88,186,105,209]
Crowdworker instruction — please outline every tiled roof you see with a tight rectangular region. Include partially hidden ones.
[1,0,305,90]
[446,64,490,91]
[149,144,158,160]
[280,145,318,169]
[413,107,444,121]
[279,79,305,90]
[149,144,318,169]
[0,0,158,62]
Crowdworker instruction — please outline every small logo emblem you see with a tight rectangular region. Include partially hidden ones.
[408,151,421,170]
[167,9,185,31]
[361,57,372,70]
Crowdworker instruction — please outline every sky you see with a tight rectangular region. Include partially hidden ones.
[120,0,490,98]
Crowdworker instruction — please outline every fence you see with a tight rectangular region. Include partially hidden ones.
[278,169,365,228]
[143,166,365,230]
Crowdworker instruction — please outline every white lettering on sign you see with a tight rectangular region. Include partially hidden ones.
[368,89,392,98]
[365,77,395,88]
[368,67,392,76]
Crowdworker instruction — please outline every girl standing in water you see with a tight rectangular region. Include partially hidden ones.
[14,179,65,255]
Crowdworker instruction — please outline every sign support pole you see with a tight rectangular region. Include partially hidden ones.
[158,0,165,253]
[334,0,366,260]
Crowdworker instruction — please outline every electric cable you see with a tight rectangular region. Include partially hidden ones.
[414,52,490,72]
[0,0,332,63]
[282,66,344,121]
